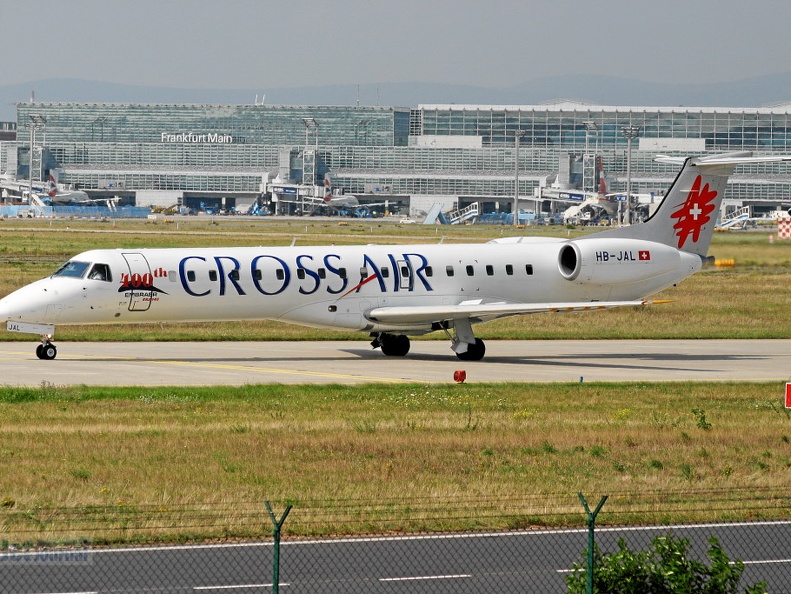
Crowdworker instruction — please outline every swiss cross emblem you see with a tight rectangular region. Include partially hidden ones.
[638,250,651,261]
[670,175,717,249]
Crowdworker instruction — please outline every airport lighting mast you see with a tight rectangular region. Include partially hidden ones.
[583,120,598,195]
[621,125,641,225]
[301,118,319,212]
[28,114,47,200]
[514,130,526,226]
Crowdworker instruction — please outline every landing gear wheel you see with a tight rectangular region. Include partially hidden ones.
[456,338,486,361]
[380,333,410,357]
[36,343,57,360]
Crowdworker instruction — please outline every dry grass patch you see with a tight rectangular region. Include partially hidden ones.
[1,382,790,544]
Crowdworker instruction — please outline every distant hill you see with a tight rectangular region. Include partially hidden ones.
[3,74,791,122]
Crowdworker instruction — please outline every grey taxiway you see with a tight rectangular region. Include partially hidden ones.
[0,339,789,386]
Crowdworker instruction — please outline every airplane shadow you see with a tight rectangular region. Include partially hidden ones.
[340,348,766,374]
[55,347,767,376]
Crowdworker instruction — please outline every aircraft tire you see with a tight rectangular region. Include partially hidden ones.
[380,334,410,357]
[38,343,57,360]
[456,338,486,361]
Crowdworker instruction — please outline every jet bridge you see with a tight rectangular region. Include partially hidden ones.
[446,202,479,225]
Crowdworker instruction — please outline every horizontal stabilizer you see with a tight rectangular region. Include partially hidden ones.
[656,153,791,167]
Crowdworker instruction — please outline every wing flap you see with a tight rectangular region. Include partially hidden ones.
[366,300,664,325]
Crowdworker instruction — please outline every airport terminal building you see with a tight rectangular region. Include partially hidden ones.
[3,100,791,219]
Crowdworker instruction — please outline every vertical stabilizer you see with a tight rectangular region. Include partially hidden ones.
[594,154,744,256]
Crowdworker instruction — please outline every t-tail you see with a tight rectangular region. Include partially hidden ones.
[595,152,763,257]
[323,174,333,203]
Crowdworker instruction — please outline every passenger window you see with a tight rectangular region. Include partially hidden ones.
[485,265,494,276]
[229,270,240,281]
[297,269,306,280]
[400,266,409,278]
[525,264,534,275]
[425,266,433,277]
[359,267,368,277]
[446,265,455,277]
[505,264,514,276]
[318,268,327,279]
[381,267,390,278]
[275,269,284,281]
[466,265,474,276]
[87,263,112,282]
[187,271,196,282]
[338,267,347,279]
[209,270,218,282]
[254,269,263,281]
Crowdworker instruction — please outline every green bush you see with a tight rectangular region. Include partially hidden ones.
[565,533,767,593]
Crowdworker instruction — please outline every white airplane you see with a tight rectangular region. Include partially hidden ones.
[1,152,788,361]
[303,175,359,212]
[1,173,92,206]
[300,176,391,216]
[40,174,93,206]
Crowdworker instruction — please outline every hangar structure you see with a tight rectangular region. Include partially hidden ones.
[2,100,791,219]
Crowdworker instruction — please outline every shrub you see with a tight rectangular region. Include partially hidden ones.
[565,533,767,593]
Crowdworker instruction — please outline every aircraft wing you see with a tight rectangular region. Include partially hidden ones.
[365,299,663,325]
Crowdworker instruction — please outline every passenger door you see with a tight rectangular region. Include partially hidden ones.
[121,252,153,312]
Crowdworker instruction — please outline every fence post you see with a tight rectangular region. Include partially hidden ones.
[265,501,293,594]
[578,492,608,594]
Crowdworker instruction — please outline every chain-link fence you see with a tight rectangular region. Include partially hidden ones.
[1,489,789,592]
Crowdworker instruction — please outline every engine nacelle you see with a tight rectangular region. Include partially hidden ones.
[558,238,687,285]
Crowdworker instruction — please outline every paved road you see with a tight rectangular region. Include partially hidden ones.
[2,522,789,592]
[0,339,789,386]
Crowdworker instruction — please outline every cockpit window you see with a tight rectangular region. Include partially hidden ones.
[87,263,112,282]
[52,261,91,278]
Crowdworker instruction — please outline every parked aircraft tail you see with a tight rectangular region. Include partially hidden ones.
[323,174,333,203]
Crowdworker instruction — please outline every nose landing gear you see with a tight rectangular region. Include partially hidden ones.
[36,336,57,360]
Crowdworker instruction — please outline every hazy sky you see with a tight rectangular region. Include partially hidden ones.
[4,0,790,89]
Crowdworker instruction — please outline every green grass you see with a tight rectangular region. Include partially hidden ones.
[1,382,790,544]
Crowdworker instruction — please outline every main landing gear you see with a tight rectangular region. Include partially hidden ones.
[371,333,411,357]
[371,320,487,362]
[455,338,486,361]
[36,337,57,360]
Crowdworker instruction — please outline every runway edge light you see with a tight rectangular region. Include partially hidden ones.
[786,383,791,409]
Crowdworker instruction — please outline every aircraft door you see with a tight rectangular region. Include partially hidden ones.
[121,252,153,312]
[396,259,413,291]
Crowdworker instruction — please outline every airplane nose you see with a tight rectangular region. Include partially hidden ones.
[0,292,22,322]
[0,283,54,324]
[0,288,18,319]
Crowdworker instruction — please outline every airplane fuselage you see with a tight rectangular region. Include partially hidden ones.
[1,238,699,334]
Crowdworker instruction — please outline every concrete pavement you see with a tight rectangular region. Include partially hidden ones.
[0,339,789,386]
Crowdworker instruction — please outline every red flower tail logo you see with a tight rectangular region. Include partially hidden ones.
[670,175,717,249]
